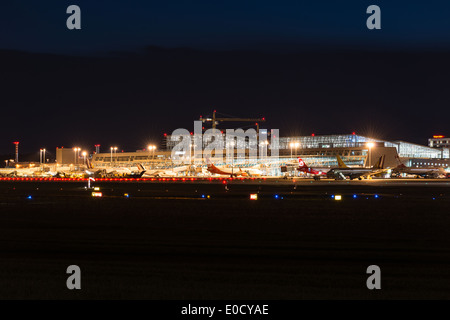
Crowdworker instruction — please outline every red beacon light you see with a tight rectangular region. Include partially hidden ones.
[311,133,315,137]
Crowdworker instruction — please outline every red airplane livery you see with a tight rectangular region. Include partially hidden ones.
[297,158,328,177]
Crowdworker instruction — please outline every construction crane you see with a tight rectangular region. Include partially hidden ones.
[199,110,266,134]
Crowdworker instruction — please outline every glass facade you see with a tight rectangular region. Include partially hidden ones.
[280,135,448,159]
[164,133,449,160]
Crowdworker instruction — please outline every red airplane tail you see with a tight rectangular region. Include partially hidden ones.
[205,156,220,172]
[297,158,308,170]
[205,156,213,168]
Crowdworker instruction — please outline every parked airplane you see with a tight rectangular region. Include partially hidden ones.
[85,160,146,178]
[141,165,190,177]
[205,157,248,177]
[392,163,446,178]
[0,167,58,178]
[240,164,264,177]
[327,155,388,180]
[297,158,329,180]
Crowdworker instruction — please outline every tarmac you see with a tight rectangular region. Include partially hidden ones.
[0,178,449,299]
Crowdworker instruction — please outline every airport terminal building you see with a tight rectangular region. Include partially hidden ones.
[62,133,450,176]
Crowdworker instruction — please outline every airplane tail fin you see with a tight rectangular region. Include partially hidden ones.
[136,163,146,173]
[205,156,218,171]
[297,158,308,170]
[372,155,385,169]
[336,155,349,168]
[381,154,386,169]
[86,158,94,169]
[394,153,403,166]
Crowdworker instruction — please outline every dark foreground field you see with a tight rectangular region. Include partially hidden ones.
[0,179,449,299]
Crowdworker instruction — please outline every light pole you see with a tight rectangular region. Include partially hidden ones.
[367,142,374,168]
[82,151,87,166]
[289,142,294,159]
[148,145,156,168]
[110,147,117,166]
[289,142,300,177]
[73,147,80,165]
[152,146,156,169]
[40,148,46,168]
[294,142,300,157]
[147,145,156,158]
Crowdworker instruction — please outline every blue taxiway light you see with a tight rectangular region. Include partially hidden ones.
[374,194,379,198]
[353,194,357,199]
[274,194,279,199]
[201,194,205,198]
[27,195,32,199]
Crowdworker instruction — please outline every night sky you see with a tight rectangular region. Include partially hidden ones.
[1,1,450,155]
